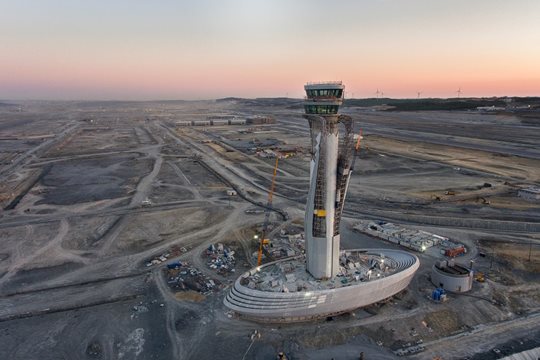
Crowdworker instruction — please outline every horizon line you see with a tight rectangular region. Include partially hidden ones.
[2,95,540,103]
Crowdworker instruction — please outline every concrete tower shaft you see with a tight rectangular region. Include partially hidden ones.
[303,82,355,279]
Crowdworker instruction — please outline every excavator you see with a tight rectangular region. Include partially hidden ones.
[475,271,485,282]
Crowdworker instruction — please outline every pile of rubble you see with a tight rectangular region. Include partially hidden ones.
[145,246,190,267]
[269,229,305,259]
[253,229,305,264]
[145,252,172,267]
[164,261,219,295]
[205,243,236,275]
[169,244,190,256]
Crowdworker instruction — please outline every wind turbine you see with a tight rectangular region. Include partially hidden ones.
[375,89,380,99]
[417,91,422,99]
[456,87,462,98]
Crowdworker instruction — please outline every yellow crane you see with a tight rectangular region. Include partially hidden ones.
[355,128,363,152]
[257,156,279,267]
[350,129,363,171]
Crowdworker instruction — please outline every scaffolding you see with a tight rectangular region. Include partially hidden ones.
[309,116,327,238]
[333,115,354,235]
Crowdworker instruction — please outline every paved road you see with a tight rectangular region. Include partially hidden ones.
[277,115,540,159]
[413,311,540,360]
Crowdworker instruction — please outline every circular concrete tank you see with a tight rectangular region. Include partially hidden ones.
[431,259,473,293]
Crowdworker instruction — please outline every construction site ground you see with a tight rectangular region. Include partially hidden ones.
[0,100,538,359]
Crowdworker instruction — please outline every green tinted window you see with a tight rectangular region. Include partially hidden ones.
[304,105,339,114]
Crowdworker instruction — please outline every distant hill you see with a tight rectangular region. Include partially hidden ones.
[215,97,303,108]
[215,97,244,102]
[216,96,540,112]
[344,97,540,111]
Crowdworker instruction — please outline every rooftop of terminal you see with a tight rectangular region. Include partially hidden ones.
[240,250,414,293]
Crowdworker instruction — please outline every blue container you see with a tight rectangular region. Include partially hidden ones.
[167,261,182,269]
[437,287,445,295]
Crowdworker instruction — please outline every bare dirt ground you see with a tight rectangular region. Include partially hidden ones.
[480,238,540,272]
[0,101,538,359]
[366,134,540,182]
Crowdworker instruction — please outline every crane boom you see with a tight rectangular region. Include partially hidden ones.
[257,156,279,266]
[355,128,363,151]
[351,129,363,171]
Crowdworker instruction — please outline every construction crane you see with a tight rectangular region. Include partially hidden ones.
[355,129,363,151]
[351,129,363,171]
[257,156,279,266]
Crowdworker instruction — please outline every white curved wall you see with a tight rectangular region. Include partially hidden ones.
[224,249,420,322]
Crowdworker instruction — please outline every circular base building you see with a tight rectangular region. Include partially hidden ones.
[224,249,419,323]
[431,259,473,293]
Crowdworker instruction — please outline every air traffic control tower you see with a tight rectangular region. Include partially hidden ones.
[223,82,419,322]
[303,81,355,279]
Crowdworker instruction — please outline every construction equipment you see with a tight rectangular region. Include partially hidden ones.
[355,129,363,151]
[257,156,279,266]
[445,246,466,258]
[350,129,363,171]
[475,272,485,282]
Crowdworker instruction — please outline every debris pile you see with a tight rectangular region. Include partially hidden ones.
[169,244,190,256]
[205,243,236,275]
[164,261,219,295]
[145,246,190,267]
[268,229,305,260]
[145,252,171,267]
[254,228,305,264]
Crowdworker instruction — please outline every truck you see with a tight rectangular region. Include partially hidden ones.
[445,246,466,257]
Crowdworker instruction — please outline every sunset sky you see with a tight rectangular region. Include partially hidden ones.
[1,0,539,100]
